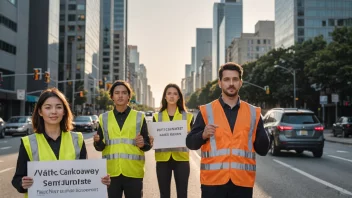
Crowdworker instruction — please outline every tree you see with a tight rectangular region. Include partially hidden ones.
[95,89,114,111]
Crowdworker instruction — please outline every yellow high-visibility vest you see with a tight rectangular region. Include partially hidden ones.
[22,131,83,198]
[153,108,193,161]
[99,109,145,178]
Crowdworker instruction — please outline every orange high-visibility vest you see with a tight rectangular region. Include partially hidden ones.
[199,99,260,187]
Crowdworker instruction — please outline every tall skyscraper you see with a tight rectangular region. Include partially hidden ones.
[0,0,30,117]
[218,0,243,67]
[212,3,225,80]
[195,28,212,89]
[59,0,100,105]
[275,0,352,48]
[100,0,128,82]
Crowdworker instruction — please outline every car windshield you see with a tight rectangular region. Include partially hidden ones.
[91,116,98,121]
[281,113,319,124]
[8,117,27,123]
[74,117,91,122]
[348,117,352,122]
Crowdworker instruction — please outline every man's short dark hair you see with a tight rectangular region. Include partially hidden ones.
[218,62,243,80]
[109,80,133,100]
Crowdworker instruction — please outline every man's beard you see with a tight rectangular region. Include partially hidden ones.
[223,88,238,97]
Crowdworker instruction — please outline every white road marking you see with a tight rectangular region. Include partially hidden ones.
[273,159,352,196]
[0,167,15,174]
[0,146,11,150]
[336,150,349,153]
[0,141,7,143]
[328,155,352,163]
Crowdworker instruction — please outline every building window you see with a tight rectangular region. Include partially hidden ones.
[77,35,84,41]
[298,19,304,26]
[328,19,335,26]
[68,25,75,31]
[256,46,259,51]
[114,69,119,73]
[59,25,65,33]
[268,39,271,45]
[60,14,65,21]
[68,36,75,42]
[298,28,305,36]
[114,46,120,49]
[103,65,109,69]
[257,39,260,44]
[0,40,16,55]
[337,19,344,26]
[77,54,84,62]
[77,15,85,21]
[115,52,119,55]
[103,52,109,56]
[114,57,119,61]
[68,4,76,10]
[77,4,85,10]
[263,39,267,44]
[77,25,84,32]
[60,4,65,10]
[298,38,304,43]
[103,71,109,75]
[77,44,85,50]
[0,14,17,32]
[68,14,76,21]
[298,8,304,16]
[297,0,303,7]
[115,41,120,44]
[114,76,119,80]
[114,34,119,38]
[104,44,110,49]
[114,63,119,66]
[322,20,326,26]
[103,58,110,62]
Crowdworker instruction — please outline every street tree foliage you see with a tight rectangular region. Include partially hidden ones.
[186,27,352,111]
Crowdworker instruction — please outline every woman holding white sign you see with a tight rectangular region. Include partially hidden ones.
[151,83,194,198]
[11,88,110,198]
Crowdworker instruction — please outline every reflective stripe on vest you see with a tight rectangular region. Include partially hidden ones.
[155,111,188,153]
[28,132,81,161]
[101,111,144,161]
[201,162,256,171]
[201,102,257,165]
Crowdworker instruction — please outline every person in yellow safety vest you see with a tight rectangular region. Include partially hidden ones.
[93,80,151,198]
[11,88,110,198]
[186,62,270,198]
[149,84,194,198]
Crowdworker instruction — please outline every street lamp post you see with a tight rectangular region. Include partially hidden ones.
[274,65,296,108]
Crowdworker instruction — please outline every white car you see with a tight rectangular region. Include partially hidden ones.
[4,116,33,136]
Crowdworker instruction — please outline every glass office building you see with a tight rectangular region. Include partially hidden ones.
[275,0,352,48]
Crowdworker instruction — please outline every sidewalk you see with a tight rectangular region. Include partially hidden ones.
[323,129,352,145]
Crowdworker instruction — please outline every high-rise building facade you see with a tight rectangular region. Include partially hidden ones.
[100,0,128,83]
[218,0,243,67]
[212,3,225,80]
[0,0,30,118]
[59,0,100,106]
[195,28,212,89]
[275,0,352,48]
[227,21,275,65]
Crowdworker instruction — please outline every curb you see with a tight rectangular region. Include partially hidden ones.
[324,138,352,145]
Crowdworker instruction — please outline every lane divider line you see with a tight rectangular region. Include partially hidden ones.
[273,159,352,196]
[328,155,352,163]
[0,167,15,174]
[0,146,11,150]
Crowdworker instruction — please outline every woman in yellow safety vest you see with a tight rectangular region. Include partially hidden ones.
[11,88,110,198]
[151,83,194,198]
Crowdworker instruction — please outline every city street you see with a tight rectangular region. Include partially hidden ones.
[0,132,352,198]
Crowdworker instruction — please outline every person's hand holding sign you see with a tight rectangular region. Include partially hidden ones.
[21,176,33,189]
[101,174,111,187]
[93,132,100,142]
[202,124,218,140]
[135,133,144,148]
[149,135,154,147]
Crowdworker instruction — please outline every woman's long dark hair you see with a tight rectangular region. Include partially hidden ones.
[159,83,187,113]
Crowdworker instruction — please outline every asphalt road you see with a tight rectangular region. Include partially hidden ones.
[1,132,352,198]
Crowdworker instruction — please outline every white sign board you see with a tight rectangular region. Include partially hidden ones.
[331,94,339,103]
[147,120,187,149]
[320,96,328,105]
[28,159,107,198]
[17,89,25,100]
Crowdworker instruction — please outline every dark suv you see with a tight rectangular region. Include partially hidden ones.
[263,108,324,158]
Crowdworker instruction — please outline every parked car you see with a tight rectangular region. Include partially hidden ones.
[263,108,324,158]
[4,116,33,136]
[90,115,100,130]
[332,116,352,138]
[73,116,96,132]
[0,117,6,139]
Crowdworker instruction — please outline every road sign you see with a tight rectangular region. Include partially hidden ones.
[17,89,26,100]
[331,94,339,103]
[320,96,328,105]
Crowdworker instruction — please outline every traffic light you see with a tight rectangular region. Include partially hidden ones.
[33,68,41,80]
[99,80,103,86]
[44,72,50,83]
[79,91,84,97]
[106,83,112,90]
[265,86,270,95]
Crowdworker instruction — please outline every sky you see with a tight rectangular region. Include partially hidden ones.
[128,0,275,107]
